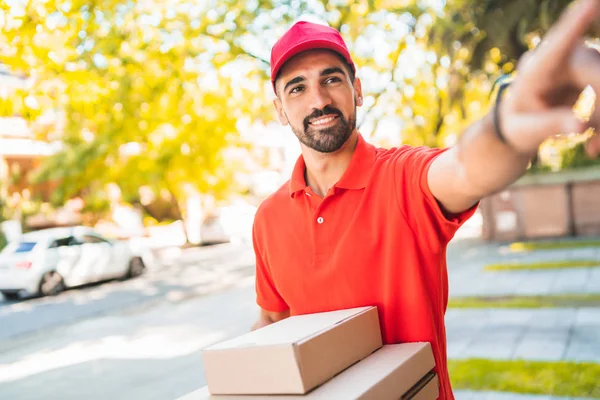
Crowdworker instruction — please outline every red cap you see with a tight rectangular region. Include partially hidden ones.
[270,21,355,94]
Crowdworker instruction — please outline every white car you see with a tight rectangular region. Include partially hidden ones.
[0,226,146,300]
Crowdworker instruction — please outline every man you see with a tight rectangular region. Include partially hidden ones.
[252,1,600,399]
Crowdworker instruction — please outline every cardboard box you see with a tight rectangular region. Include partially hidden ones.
[202,306,382,395]
[407,373,438,400]
[182,342,437,400]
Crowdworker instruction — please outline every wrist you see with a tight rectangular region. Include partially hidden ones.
[492,82,513,145]
[490,81,539,157]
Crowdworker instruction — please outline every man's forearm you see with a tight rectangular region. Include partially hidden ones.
[455,111,535,198]
[429,110,537,214]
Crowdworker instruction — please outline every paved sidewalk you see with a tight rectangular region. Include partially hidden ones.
[445,239,600,363]
[451,265,600,297]
[448,245,600,297]
[446,308,600,362]
[445,236,600,399]
[455,390,596,400]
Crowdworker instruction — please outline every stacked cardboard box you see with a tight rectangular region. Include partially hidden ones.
[177,306,438,400]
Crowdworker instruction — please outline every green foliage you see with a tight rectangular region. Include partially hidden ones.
[81,193,111,215]
[0,230,6,252]
[0,196,5,251]
[1,0,591,209]
[448,294,600,308]
[526,162,553,175]
[430,1,575,70]
[485,259,600,271]
[0,0,261,206]
[559,142,600,170]
[449,358,600,397]
[430,0,599,171]
[510,239,600,252]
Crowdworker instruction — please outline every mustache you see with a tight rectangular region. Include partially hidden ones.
[303,106,343,130]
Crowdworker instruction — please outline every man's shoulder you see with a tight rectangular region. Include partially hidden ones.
[373,143,447,167]
[255,180,292,223]
[374,143,435,156]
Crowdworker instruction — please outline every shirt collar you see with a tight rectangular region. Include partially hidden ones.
[288,133,377,197]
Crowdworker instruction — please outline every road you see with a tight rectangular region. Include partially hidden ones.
[0,243,255,341]
[0,242,258,400]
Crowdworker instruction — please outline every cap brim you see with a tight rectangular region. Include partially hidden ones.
[271,39,355,93]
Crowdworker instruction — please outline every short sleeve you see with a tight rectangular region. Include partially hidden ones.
[392,146,478,253]
[252,218,289,312]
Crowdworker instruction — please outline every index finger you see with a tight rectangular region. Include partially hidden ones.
[536,0,600,63]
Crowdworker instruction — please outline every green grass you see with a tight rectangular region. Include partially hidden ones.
[510,239,600,253]
[484,259,600,271]
[449,359,600,398]
[448,294,600,308]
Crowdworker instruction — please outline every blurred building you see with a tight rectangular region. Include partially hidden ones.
[0,116,60,201]
[0,66,60,202]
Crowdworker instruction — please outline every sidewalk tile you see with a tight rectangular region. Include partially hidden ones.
[575,308,600,327]
[512,337,567,361]
[549,268,589,293]
[455,390,552,400]
[454,390,599,400]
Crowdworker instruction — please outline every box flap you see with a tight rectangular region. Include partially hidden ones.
[206,306,374,350]
[295,306,382,392]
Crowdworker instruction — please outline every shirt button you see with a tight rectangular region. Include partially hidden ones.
[317,217,324,224]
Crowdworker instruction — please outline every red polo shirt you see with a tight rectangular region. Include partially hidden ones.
[252,133,476,400]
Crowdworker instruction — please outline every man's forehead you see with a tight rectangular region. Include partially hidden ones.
[278,49,345,79]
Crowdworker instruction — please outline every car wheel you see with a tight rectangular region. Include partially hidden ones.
[127,257,145,279]
[39,271,65,296]
[1,291,20,301]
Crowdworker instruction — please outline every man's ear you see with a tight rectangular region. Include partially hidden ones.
[354,77,363,107]
[273,98,289,126]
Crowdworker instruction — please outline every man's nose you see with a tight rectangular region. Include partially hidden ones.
[309,85,333,111]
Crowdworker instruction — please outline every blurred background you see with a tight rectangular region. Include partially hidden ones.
[0,1,599,399]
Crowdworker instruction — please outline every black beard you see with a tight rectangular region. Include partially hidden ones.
[292,105,356,153]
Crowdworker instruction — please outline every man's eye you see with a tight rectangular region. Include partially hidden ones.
[326,77,342,84]
[290,86,304,94]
